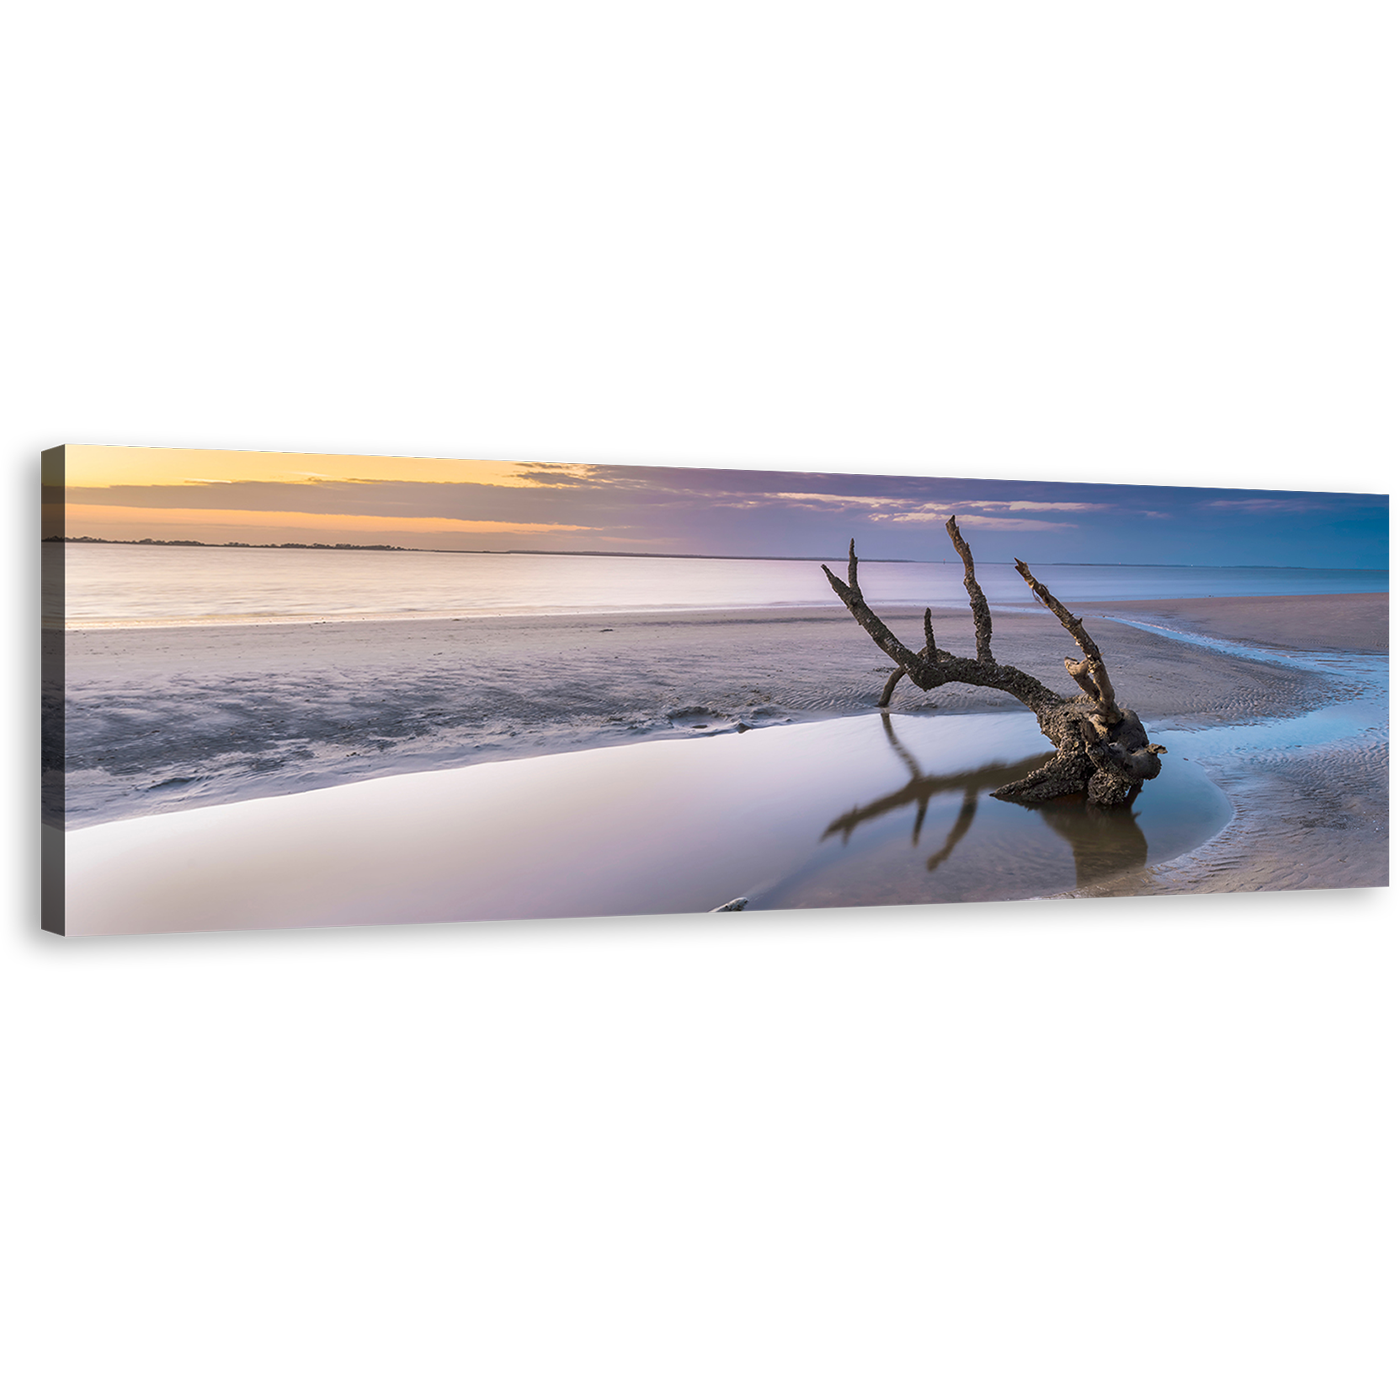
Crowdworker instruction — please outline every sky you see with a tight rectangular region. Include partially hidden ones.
[47,445,1390,569]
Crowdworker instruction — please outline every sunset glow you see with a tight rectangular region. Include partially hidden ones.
[50,445,605,551]
[55,445,534,491]
[47,445,1389,567]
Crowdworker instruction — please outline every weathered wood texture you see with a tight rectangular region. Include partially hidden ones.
[822,517,1167,806]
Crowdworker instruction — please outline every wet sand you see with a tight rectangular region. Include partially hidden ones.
[53,592,1387,900]
[1085,592,1388,653]
[1066,593,1389,898]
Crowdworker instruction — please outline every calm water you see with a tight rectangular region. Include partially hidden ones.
[52,543,1388,626]
[64,711,1234,933]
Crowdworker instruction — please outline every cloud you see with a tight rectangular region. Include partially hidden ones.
[958,499,1109,513]
[1207,497,1319,513]
[870,510,1072,530]
[515,462,667,491]
[65,478,592,526]
[765,492,921,512]
[734,493,1109,531]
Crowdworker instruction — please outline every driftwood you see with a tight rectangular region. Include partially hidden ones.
[823,517,1166,806]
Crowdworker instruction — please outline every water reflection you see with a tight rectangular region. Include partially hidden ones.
[744,716,1226,912]
[823,715,1047,869]
[65,710,1230,932]
[820,714,1150,889]
[1035,799,1150,887]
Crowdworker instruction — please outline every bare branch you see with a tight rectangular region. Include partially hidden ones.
[878,611,937,706]
[823,545,1062,715]
[1012,558,1122,722]
[822,524,1164,807]
[821,544,924,675]
[1063,656,1105,705]
[878,666,907,708]
[945,516,995,663]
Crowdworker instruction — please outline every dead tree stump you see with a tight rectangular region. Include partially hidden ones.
[822,517,1167,807]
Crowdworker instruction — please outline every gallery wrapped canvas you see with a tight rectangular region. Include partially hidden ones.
[42,444,1388,935]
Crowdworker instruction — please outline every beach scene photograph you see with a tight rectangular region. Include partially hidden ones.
[44,443,1388,936]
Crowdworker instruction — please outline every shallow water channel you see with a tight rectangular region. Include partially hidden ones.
[65,710,1234,935]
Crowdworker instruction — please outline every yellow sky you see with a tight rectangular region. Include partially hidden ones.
[46,445,598,549]
[53,444,532,490]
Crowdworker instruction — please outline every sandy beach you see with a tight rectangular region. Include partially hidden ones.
[53,592,1388,907]
[1055,594,1388,899]
[1087,591,1388,653]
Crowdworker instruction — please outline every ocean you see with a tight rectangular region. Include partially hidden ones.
[51,542,1389,627]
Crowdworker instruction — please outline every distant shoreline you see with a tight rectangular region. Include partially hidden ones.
[45,535,919,563]
[46,535,411,552]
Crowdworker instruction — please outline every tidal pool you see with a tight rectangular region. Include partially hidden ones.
[742,712,1232,911]
[64,710,1234,935]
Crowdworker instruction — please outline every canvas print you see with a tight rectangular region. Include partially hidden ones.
[42,445,1389,936]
